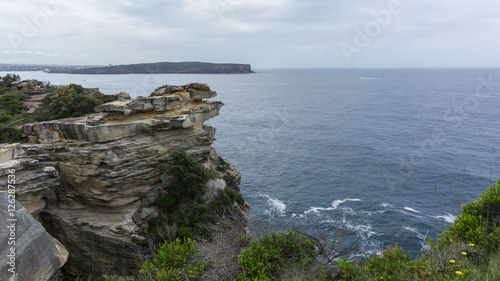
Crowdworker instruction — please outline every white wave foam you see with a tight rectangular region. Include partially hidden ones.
[360,209,386,216]
[403,226,419,234]
[356,224,376,238]
[304,198,361,216]
[404,207,421,214]
[381,203,391,208]
[269,198,286,215]
[332,198,361,208]
[258,194,286,216]
[304,206,334,215]
[320,218,376,239]
[403,226,431,250]
[436,213,456,224]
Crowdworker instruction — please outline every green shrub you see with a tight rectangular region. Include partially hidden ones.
[238,231,318,280]
[32,108,52,122]
[103,275,135,281]
[337,259,365,279]
[13,91,31,101]
[68,83,84,94]
[437,180,500,252]
[176,227,191,240]
[366,244,423,279]
[165,149,218,199]
[55,113,69,119]
[147,216,162,232]
[145,149,246,242]
[140,237,207,280]
[157,194,177,213]
[43,86,78,117]
[1,94,23,114]
[216,164,226,172]
[0,74,20,88]
[213,188,246,211]
[73,94,103,114]
[42,85,113,120]
[0,126,23,143]
[224,174,235,186]
[0,110,13,124]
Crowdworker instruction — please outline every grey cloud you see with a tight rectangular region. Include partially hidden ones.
[0,0,499,67]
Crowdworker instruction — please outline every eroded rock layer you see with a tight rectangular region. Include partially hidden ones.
[0,83,246,279]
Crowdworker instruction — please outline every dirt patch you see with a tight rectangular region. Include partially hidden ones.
[23,94,47,114]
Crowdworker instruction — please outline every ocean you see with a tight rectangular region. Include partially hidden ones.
[3,68,500,257]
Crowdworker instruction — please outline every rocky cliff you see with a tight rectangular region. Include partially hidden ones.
[0,83,247,279]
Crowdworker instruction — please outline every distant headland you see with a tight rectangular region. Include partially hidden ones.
[0,61,254,74]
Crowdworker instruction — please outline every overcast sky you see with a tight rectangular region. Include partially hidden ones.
[1,0,499,68]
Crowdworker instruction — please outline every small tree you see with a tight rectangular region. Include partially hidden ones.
[43,86,77,118]
[42,85,112,119]
[73,94,103,115]
[0,74,21,88]
[68,83,84,94]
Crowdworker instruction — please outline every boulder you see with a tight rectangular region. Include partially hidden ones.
[152,85,184,96]
[203,178,227,202]
[142,188,161,207]
[0,192,68,280]
[184,83,211,91]
[114,92,131,101]
[187,89,217,100]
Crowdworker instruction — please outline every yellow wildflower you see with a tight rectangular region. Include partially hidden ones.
[462,252,467,255]
[456,271,462,275]
[449,259,456,263]
[377,253,381,256]
[469,243,474,246]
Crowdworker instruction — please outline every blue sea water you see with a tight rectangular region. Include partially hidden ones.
[4,68,500,257]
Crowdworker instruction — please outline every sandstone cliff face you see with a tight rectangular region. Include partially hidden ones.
[0,83,246,279]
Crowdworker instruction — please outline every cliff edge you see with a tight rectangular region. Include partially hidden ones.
[0,83,248,279]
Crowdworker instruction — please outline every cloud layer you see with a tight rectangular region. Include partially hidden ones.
[1,0,499,67]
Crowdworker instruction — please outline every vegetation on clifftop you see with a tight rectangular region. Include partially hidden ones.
[39,84,113,120]
[139,149,248,245]
[0,74,26,142]
[0,74,116,143]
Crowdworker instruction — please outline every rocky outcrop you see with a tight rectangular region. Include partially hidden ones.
[0,192,68,280]
[3,83,246,279]
[11,79,46,94]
